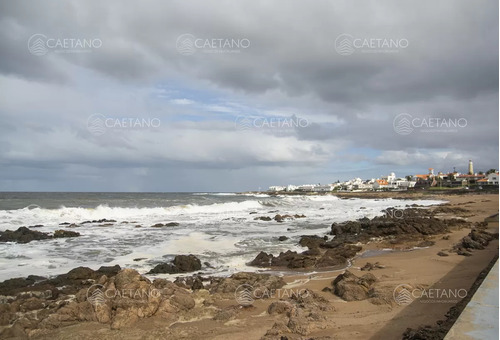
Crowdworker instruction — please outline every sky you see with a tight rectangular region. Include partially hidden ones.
[0,0,498,192]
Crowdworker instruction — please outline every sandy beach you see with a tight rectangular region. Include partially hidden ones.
[0,192,498,340]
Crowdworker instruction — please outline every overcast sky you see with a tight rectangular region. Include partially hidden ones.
[0,0,498,192]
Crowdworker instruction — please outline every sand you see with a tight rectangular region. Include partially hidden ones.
[32,193,499,340]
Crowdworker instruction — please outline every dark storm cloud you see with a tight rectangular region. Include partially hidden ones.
[0,0,497,191]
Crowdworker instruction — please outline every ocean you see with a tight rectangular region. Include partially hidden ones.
[0,192,444,281]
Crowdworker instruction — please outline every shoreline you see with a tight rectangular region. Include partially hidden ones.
[0,193,497,339]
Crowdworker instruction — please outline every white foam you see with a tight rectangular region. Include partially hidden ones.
[0,196,446,281]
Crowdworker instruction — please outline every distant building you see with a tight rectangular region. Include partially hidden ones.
[268,186,286,192]
[487,172,499,185]
[313,184,333,192]
[373,179,389,190]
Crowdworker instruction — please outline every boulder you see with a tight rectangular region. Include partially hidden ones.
[53,230,80,238]
[148,255,202,274]
[0,227,52,243]
[249,251,273,267]
[331,270,377,301]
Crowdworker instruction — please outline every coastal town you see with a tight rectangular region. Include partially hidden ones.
[268,160,499,192]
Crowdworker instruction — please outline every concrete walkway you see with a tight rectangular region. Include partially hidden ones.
[444,260,499,339]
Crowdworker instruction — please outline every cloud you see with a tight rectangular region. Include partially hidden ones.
[0,0,497,191]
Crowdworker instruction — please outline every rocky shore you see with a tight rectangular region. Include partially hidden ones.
[0,193,498,339]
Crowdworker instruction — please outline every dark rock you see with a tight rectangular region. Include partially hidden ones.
[0,227,52,243]
[249,251,273,267]
[173,255,202,272]
[274,214,293,222]
[278,236,289,241]
[299,235,325,249]
[254,216,272,221]
[148,263,177,274]
[97,265,121,276]
[151,222,179,227]
[28,225,44,228]
[53,229,80,238]
[437,251,449,257]
[148,255,202,274]
[65,267,96,280]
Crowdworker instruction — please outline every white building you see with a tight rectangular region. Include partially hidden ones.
[268,186,286,192]
[487,172,499,185]
[297,184,316,192]
[313,184,333,192]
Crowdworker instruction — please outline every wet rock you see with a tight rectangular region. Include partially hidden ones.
[299,235,325,249]
[278,236,289,241]
[53,229,80,238]
[148,255,202,274]
[28,224,44,228]
[151,222,179,227]
[173,255,202,272]
[65,267,96,280]
[331,270,377,301]
[316,245,362,269]
[330,208,470,245]
[0,227,52,244]
[437,251,449,257]
[274,214,293,222]
[97,265,121,276]
[249,251,273,267]
[254,216,272,221]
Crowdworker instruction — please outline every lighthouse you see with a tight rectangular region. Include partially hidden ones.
[468,160,474,175]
